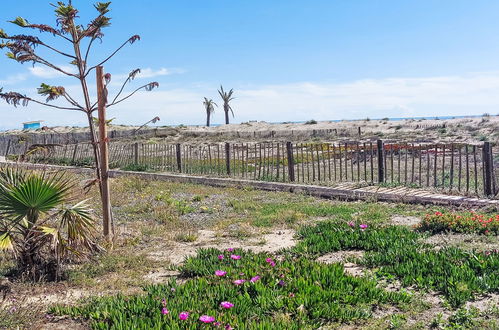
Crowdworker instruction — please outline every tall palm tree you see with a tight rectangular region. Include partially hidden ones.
[0,168,98,280]
[203,98,217,127]
[218,86,235,125]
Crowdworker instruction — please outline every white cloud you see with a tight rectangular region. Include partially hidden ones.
[28,65,77,79]
[112,67,184,81]
[0,73,28,85]
[2,71,499,130]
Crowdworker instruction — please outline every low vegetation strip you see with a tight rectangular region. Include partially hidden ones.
[51,248,411,329]
[293,221,499,308]
[51,222,499,328]
[2,161,498,207]
[416,211,499,235]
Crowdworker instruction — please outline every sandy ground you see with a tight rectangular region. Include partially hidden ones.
[3,115,498,145]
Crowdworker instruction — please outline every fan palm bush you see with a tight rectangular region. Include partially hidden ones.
[0,167,98,281]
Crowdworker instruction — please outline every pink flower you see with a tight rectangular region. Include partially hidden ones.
[218,255,224,260]
[199,315,216,323]
[230,254,241,260]
[227,248,234,252]
[214,322,221,326]
[225,325,234,330]
[250,276,261,283]
[348,221,355,227]
[161,298,167,306]
[179,312,189,320]
[233,279,246,285]
[220,301,234,309]
[265,258,276,267]
[359,224,368,231]
[161,307,169,315]
[215,270,227,276]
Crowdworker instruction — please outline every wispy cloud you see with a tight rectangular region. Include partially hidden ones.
[28,65,77,79]
[0,73,28,85]
[1,71,499,130]
[112,67,185,81]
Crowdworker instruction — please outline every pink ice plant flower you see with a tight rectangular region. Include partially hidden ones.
[265,257,276,267]
[230,254,241,260]
[218,255,224,260]
[215,270,227,276]
[348,221,355,227]
[179,312,189,320]
[199,315,216,323]
[220,301,234,309]
[227,248,234,252]
[250,275,261,283]
[359,224,368,231]
[161,307,169,315]
[233,279,246,285]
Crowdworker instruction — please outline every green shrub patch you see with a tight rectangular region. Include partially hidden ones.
[416,211,499,235]
[292,221,499,307]
[51,248,410,329]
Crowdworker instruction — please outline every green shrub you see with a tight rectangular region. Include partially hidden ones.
[292,221,499,307]
[416,211,499,235]
[52,248,410,328]
[121,163,154,172]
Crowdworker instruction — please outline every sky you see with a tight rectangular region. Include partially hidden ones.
[1,0,499,130]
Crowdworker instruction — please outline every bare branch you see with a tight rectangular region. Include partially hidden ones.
[0,89,83,111]
[105,82,159,109]
[38,41,76,59]
[83,36,97,69]
[109,68,140,105]
[85,35,140,77]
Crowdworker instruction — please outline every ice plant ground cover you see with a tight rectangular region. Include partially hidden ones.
[416,211,499,235]
[51,221,499,328]
[51,246,411,329]
[292,221,499,308]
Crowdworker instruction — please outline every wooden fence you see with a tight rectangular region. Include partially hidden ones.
[19,140,499,198]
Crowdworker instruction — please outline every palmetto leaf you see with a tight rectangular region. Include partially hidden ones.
[0,232,14,250]
[0,169,71,221]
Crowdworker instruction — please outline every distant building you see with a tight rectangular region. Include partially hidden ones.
[22,121,43,130]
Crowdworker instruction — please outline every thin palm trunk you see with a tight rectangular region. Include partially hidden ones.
[224,105,230,124]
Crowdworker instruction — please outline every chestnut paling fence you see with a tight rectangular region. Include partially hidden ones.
[12,140,499,198]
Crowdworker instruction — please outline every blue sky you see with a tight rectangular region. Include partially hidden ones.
[1,0,499,130]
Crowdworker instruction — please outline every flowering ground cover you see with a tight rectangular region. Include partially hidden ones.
[51,221,499,328]
[50,246,410,329]
[2,175,498,328]
[416,211,499,235]
[292,221,499,308]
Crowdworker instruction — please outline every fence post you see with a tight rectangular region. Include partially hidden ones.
[134,142,139,165]
[72,144,78,163]
[483,142,493,196]
[225,143,231,175]
[286,141,295,182]
[358,126,361,137]
[176,143,182,172]
[377,139,385,183]
[4,139,11,157]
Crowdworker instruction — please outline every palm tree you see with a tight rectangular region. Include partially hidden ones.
[0,168,98,280]
[203,98,217,127]
[218,86,235,125]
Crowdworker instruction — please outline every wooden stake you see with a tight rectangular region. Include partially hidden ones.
[96,66,113,242]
